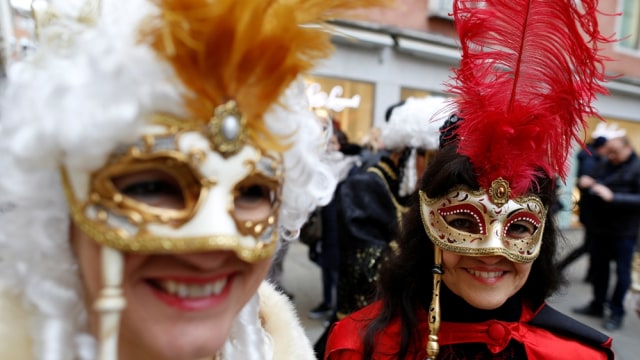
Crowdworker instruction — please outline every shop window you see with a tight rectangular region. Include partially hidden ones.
[304,75,374,145]
[585,117,640,152]
[401,87,431,100]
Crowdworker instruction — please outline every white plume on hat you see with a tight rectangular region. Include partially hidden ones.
[380,96,450,197]
[381,96,450,151]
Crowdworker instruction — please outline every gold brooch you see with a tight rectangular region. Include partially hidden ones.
[489,178,510,207]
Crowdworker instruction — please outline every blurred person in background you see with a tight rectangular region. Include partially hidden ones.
[308,116,362,321]
[313,96,448,358]
[556,133,609,280]
[630,252,640,318]
[335,96,448,318]
[358,126,387,170]
[574,133,640,331]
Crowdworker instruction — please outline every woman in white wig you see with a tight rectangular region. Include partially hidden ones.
[0,0,387,359]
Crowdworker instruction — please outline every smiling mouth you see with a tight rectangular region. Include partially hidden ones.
[149,277,229,299]
[467,269,505,279]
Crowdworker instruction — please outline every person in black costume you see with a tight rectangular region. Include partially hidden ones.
[313,96,448,357]
[308,124,362,320]
[556,136,607,280]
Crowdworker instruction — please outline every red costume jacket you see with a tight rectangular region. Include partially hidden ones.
[325,300,613,360]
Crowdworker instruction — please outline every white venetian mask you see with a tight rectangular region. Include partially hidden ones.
[62,101,283,262]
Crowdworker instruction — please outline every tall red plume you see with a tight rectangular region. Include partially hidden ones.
[447,0,611,197]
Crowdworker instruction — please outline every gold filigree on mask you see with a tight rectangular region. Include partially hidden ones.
[420,187,547,263]
[230,154,283,239]
[90,152,206,228]
[62,119,284,262]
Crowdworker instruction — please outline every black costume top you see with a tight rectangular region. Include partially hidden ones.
[335,157,410,316]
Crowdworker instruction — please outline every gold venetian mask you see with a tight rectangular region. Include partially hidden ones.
[419,181,547,263]
[62,101,283,263]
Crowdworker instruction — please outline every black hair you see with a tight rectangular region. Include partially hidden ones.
[361,143,564,360]
[340,143,363,156]
[592,136,607,149]
[333,127,349,149]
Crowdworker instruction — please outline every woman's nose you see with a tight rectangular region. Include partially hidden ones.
[475,255,505,265]
[173,250,236,271]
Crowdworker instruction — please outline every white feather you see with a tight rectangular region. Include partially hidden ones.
[381,96,451,151]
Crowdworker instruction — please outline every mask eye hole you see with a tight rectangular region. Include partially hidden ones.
[233,176,278,222]
[443,213,482,234]
[91,156,203,225]
[504,213,540,239]
[112,169,186,210]
[439,203,486,235]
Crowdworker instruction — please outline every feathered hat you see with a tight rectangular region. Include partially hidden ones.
[382,96,449,151]
[423,1,611,358]
[382,96,449,196]
[447,0,610,198]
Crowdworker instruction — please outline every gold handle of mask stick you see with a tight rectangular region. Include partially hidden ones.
[94,246,127,360]
[426,247,443,360]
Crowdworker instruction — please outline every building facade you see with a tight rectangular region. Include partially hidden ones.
[311,0,640,227]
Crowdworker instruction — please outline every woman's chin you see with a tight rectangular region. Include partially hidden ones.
[117,297,235,360]
[118,323,230,360]
[465,296,508,310]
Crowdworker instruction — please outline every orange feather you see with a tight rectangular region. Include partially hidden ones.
[140,0,391,151]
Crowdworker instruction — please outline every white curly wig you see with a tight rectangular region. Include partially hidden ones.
[0,1,336,359]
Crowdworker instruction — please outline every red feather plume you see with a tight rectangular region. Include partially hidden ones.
[447,0,611,197]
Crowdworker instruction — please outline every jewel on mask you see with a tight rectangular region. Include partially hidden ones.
[489,178,510,207]
[208,100,247,157]
[222,114,241,140]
